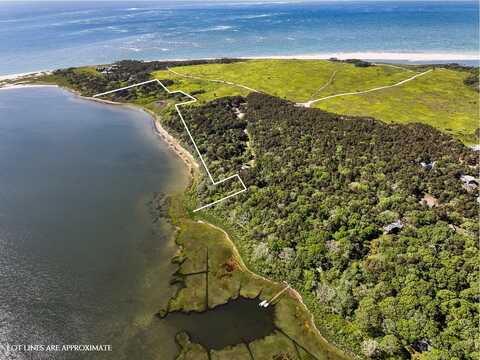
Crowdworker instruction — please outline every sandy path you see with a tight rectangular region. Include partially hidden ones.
[301,68,433,107]
[309,69,338,100]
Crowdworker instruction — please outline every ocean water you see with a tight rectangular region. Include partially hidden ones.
[0,1,478,75]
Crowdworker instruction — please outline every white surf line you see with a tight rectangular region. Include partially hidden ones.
[167,67,259,93]
[93,79,247,212]
[301,69,433,107]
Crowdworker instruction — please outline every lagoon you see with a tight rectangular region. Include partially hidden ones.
[0,87,275,359]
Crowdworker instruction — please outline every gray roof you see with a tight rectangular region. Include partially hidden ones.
[420,161,435,169]
[384,220,404,233]
[460,175,478,184]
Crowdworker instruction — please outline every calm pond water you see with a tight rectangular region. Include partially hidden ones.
[0,87,274,359]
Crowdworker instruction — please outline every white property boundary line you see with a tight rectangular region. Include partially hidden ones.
[93,79,247,212]
[166,67,259,93]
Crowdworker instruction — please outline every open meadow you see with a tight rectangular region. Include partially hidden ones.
[153,59,478,144]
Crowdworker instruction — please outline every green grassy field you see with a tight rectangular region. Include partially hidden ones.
[154,59,415,102]
[316,68,479,144]
[153,59,478,144]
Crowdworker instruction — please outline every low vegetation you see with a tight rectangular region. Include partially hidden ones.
[34,58,478,144]
[316,68,479,144]
[154,59,479,144]
[153,59,413,103]
[36,58,243,97]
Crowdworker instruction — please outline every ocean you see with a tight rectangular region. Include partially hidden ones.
[0,1,478,75]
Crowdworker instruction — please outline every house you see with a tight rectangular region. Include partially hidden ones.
[96,65,117,74]
[420,161,435,169]
[384,220,404,234]
[460,175,479,190]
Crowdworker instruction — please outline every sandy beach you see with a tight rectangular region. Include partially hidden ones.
[247,52,480,62]
[0,51,478,82]
[0,70,52,82]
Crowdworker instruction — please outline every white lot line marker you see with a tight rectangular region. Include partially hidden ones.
[93,79,247,212]
[301,69,433,107]
[167,67,259,93]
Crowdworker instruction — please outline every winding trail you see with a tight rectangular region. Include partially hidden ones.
[166,67,259,93]
[300,69,433,107]
[309,69,338,100]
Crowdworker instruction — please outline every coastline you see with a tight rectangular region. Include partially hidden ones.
[0,82,199,196]
[0,70,52,82]
[22,83,200,180]
[168,201,354,359]
[0,82,200,192]
[0,81,355,359]
[0,83,57,90]
[246,51,480,63]
[0,51,478,80]
[88,95,200,180]
[201,220,345,355]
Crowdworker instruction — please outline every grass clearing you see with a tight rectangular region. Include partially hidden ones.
[153,72,250,103]
[315,68,479,144]
[73,66,103,77]
[153,59,478,144]
[154,59,414,103]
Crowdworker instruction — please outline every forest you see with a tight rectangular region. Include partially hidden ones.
[49,58,241,96]
[168,94,479,360]
[43,65,479,359]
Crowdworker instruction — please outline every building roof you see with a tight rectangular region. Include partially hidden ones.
[420,161,435,169]
[383,220,404,233]
[460,175,478,184]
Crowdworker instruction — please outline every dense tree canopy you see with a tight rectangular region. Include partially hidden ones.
[170,93,479,359]
[49,65,479,359]
[51,58,242,96]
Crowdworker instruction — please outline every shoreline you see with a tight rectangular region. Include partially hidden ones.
[200,220,347,356]
[71,86,352,359]
[0,82,200,188]
[14,83,200,180]
[0,52,478,79]
[0,70,52,82]
[1,81,353,359]
[88,96,201,180]
[169,202,354,359]
[245,51,480,62]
